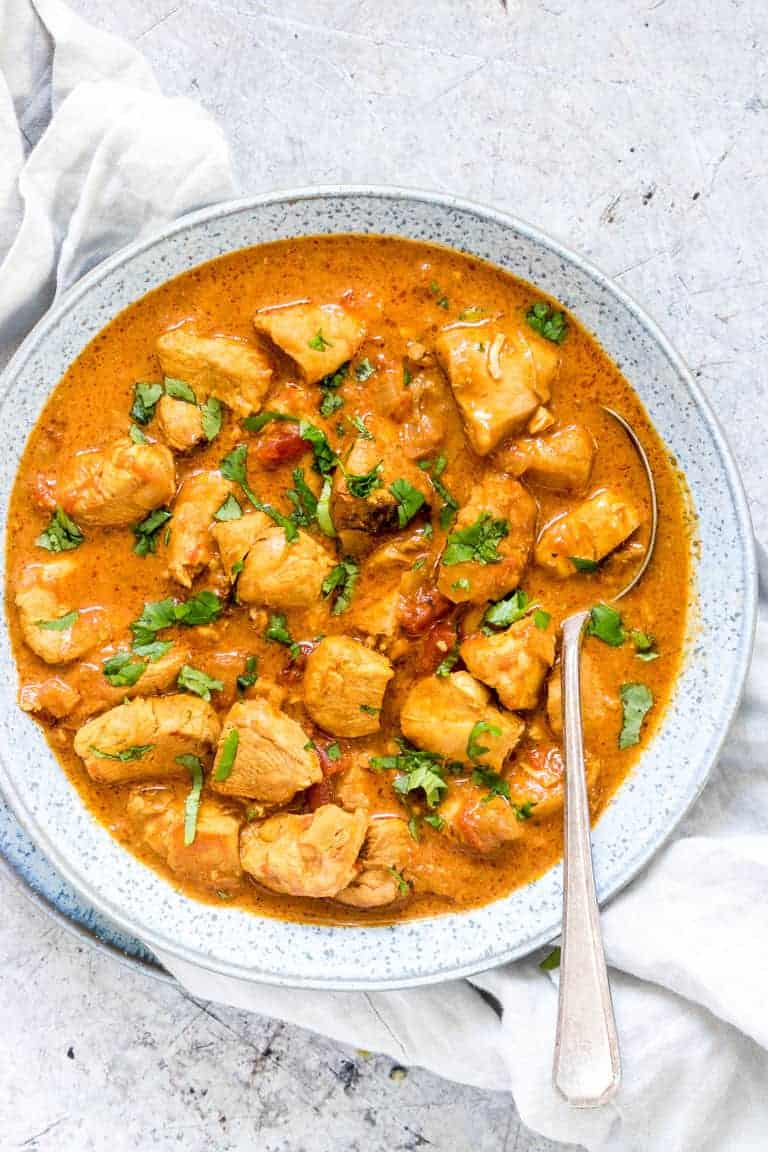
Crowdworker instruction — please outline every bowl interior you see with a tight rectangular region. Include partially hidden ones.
[0,189,756,989]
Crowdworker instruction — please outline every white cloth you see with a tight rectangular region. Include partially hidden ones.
[3,5,767,1149]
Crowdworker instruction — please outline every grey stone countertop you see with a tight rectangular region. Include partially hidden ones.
[3,1,766,1149]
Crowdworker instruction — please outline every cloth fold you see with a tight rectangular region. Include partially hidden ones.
[3,4,766,1149]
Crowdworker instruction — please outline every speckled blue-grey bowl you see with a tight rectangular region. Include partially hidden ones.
[0,188,757,990]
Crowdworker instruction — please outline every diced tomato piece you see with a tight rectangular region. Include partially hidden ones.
[252,423,306,469]
[399,585,453,637]
[306,777,335,810]
[415,616,458,674]
[314,740,347,777]
[277,639,318,684]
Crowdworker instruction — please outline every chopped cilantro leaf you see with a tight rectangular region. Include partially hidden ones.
[129,424,148,444]
[483,590,530,630]
[237,656,259,695]
[360,704,380,716]
[319,391,343,417]
[355,358,376,381]
[242,410,299,433]
[526,301,568,344]
[571,556,599,572]
[321,557,359,615]
[35,609,78,631]
[178,754,204,845]
[346,462,383,499]
[467,720,502,763]
[298,420,337,476]
[533,609,551,630]
[619,683,653,749]
[540,946,561,971]
[316,476,336,537]
[443,513,508,566]
[130,381,162,425]
[286,467,318,526]
[164,377,196,404]
[264,612,293,647]
[587,604,626,647]
[424,813,445,832]
[177,664,224,702]
[90,744,154,762]
[351,414,373,440]
[471,767,510,802]
[387,866,410,896]
[214,494,243,522]
[201,396,223,441]
[214,728,239,781]
[326,742,342,761]
[631,629,659,661]
[35,507,84,553]
[130,592,222,646]
[132,507,172,557]
[371,742,447,808]
[389,478,426,527]
[512,800,536,821]
[220,443,298,541]
[308,329,332,351]
[103,652,146,688]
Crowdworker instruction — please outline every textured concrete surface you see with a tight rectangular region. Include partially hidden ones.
[3,1,767,1149]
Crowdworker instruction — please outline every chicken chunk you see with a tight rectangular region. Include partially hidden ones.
[400,671,524,772]
[535,486,645,578]
[19,677,80,719]
[335,759,382,812]
[167,471,232,588]
[336,817,413,908]
[440,781,526,854]
[155,394,205,452]
[303,637,394,737]
[15,558,113,664]
[210,697,321,804]
[496,424,596,494]
[505,742,600,820]
[127,787,242,890]
[437,476,537,606]
[253,303,366,385]
[435,323,558,454]
[69,642,192,723]
[331,422,431,533]
[460,615,557,710]
[547,650,622,744]
[240,804,368,898]
[56,437,175,527]
[73,694,220,783]
[345,534,425,638]
[212,511,335,610]
[156,328,272,418]
[397,368,450,460]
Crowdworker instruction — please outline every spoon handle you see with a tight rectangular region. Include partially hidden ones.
[553,611,621,1107]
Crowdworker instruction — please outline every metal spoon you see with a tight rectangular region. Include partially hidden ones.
[552,407,658,1107]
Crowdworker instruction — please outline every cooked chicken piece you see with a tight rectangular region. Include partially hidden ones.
[505,742,600,820]
[68,643,192,723]
[332,422,431,533]
[15,558,113,664]
[210,697,321,804]
[437,475,537,606]
[240,804,368,898]
[435,323,559,455]
[155,394,205,453]
[73,694,220,783]
[19,677,80,719]
[167,471,232,588]
[440,780,526,854]
[345,534,424,637]
[336,817,413,908]
[335,759,382,812]
[303,637,394,737]
[213,511,335,610]
[401,671,524,772]
[127,787,242,889]
[253,303,365,385]
[56,437,175,527]
[460,615,557,710]
[535,487,644,578]
[546,649,622,742]
[497,424,596,494]
[156,328,272,418]
[397,368,450,460]
[527,405,556,435]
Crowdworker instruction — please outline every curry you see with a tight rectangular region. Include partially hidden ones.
[4,235,692,925]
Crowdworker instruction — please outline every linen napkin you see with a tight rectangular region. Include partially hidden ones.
[4,4,768,1149]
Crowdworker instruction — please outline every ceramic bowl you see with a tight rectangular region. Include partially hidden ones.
[0,188,757,989]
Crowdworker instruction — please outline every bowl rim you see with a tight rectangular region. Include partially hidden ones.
[0,184,758,989]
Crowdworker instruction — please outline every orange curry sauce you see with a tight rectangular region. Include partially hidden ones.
[5,236,693,924]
